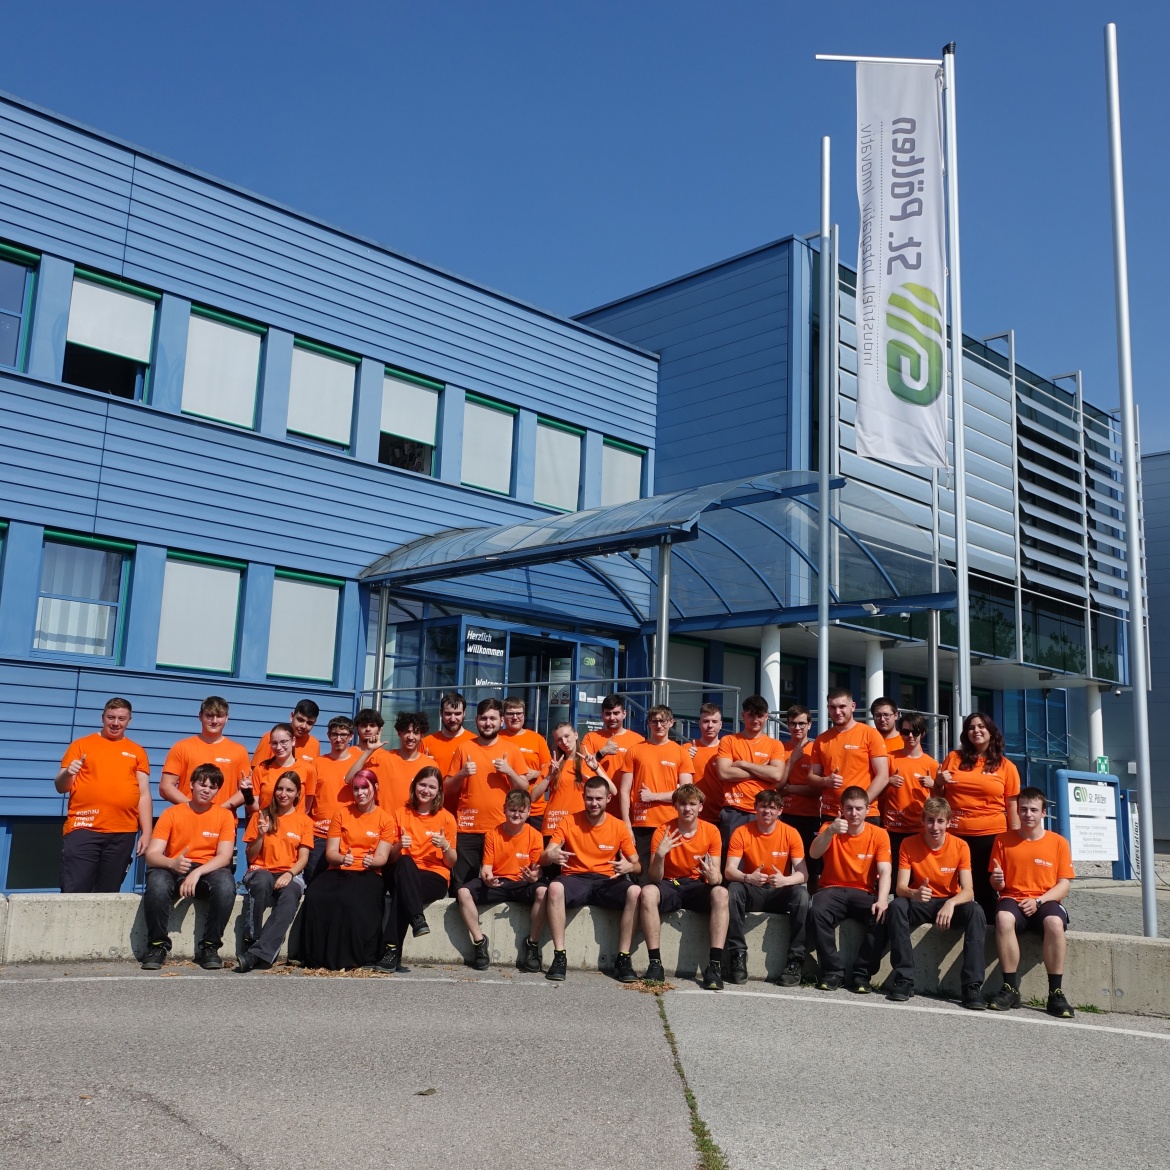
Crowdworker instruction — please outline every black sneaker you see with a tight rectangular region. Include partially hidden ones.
[701,961,724,991]
[613,953,637,984]
[546,950,567,981]
[644,958,666,982]
[141,943,167,971]
[411,914,430,938]
[815,972,843,992]
[1046,989,1075,1019]
[728,952,748,985]
[846,973,873,994]
[887,976,915,1002]
[522,937,542,972]
[962,983,986,1011]
[235,953,258,974]
[776,957,803,987]
[195,943,223,970]
[988,984,1021,1011]
[374,944,402,973]
[470,937,490,971]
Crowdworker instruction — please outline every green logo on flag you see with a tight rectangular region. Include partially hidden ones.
[885,282,944,406]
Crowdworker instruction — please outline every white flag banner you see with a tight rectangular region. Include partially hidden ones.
[855,61,948,467]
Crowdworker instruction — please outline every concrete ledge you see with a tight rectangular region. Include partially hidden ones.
[0,892,1166,1016]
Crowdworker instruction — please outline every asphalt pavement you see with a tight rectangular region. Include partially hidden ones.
[2,960,1169,1170]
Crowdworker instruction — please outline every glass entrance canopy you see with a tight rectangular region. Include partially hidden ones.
[361,470,956,633]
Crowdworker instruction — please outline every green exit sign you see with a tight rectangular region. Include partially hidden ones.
[1095,755,1109,774]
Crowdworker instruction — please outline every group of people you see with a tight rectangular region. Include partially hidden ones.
[56,686,1076,1017]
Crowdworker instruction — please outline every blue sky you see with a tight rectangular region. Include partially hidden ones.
[7,2,1169,446]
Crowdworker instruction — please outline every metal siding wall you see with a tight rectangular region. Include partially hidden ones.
[580,244,791,493]
[1139,452,1170,837]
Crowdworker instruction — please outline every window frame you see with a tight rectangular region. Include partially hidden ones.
[32,530,134,664]
[286,337,359,450]
[461,392,518,496]
[155,551,246,675]
[180,305,267,429]
[0,240,40,372]
[379,365,443,476]
[534,416,584,511]
[266,569,345,684]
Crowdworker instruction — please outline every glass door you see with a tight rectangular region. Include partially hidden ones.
[507,634,575,737]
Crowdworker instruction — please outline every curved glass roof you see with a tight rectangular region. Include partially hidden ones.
[362,470,956,632]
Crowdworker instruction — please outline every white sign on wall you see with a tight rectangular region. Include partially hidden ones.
[1067,779,1118,862]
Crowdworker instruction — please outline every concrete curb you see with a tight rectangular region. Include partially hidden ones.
[0,892,1166,1015]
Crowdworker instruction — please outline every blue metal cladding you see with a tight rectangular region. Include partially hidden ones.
[578,240,794,493]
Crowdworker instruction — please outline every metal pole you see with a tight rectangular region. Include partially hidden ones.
[928,467,940,751]
[1104,22,1156,936]
[654,536,672,705]
[817,136,832,736]
[373,584,389,711]
[942,42,972,738]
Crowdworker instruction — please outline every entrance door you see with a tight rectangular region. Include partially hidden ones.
[507,634,575,737]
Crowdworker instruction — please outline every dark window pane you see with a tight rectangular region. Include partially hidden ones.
[62,344,139,398]
[0,258,26,312]
[0,312,19,367]
[6,819,64,889]
[378,433,434,475]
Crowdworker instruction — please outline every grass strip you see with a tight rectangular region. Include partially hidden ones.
[657,995,729,1170]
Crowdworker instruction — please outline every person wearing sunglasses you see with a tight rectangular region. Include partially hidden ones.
[881,712,939,867]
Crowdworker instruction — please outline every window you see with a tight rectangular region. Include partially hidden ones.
[182,308,264,427]
[287,340,357,447]
[0,241,38,370]
[601,439,644,506]
[380,368,441,474]
[63,271,158,399]
[462,394,515,494]
[723,647,759,708]
[4,820,65,891]
[156,555,243,673]
[267,572,342,681]
[535,419,583,511]
[34,535,131,658]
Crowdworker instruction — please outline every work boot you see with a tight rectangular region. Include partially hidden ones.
[374,944,402,973]
[644,958,666,982]
[887,976,915,1003]
[1046,989,1075,1019]
[195,943,223,970]
[141,943,167,971]
[521,937,542,972]
[411,914,430,938]
[701,961,724,991]
[546,950,568,982]
[962,983,986,1011]
[988,983,1021,1011]
[613,952,637,983]
[470,937,490,971]
[776,957,804,987]
[728,952,748,985]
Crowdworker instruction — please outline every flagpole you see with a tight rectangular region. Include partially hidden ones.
[942,42,972,739]
[817,135,832,736]
[1104,22,1156,936]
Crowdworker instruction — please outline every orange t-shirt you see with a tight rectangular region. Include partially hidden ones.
[882,751,940,832]
[990,829,1075,900]
[687,741,722,822]
[369,750,438,815]
[581,728,645,780]
[311,752,356,837]
[625,740,693,828]
[423,728,472,811]
[501,728,553,819]
[244,809,315,872]
[251,757,318,808]
[898,833,970,898]
[252,730,320,766]
[818,822,892,893]
[541,758,593,837]
[162,735,250,806]
[550,811,637,876]
[940,752,1021,836]
[60,732,149,835]
[715,733,786,812]
[650,818,722,881]
[482,822,544,880]
[781,743,820,818]
[449,739,530,834]
[727,820,805,876]
[394,806,459,877]
[810,723,888,819]
[150,802,237,867]
[328,806,397,872]
[883,733,905,754]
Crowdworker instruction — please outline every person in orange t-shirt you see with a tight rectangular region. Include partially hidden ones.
[141,764,237,971]
[534,723,613,845]
[779,704,821,886]
[640,784,727,988]
[304,716,357,883]
[251,698,321,765]
[501,696,553,829]
[808,688,889,821]
[456,790,548,971]
[687,703,724,825]
[300,769,396,970]
[445,698,535,892]
[882,712,939,862]
[886,796,985,1009]
[714,695,787,855]
[581,693,645,812]
[375,766,459,973]
[422,691,473,813]
[347,709,438,815]
[870,696,903,755]
[159,694,251,810]
[619,705,694,875]
[540,776,641,983]
[248,723,318,812]
[808,785,893,992]
[938,711,1021,918]
[56,697,153,893]
[725,789,809,989]
[987,786,1076,1018]
[238,771,315,972]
